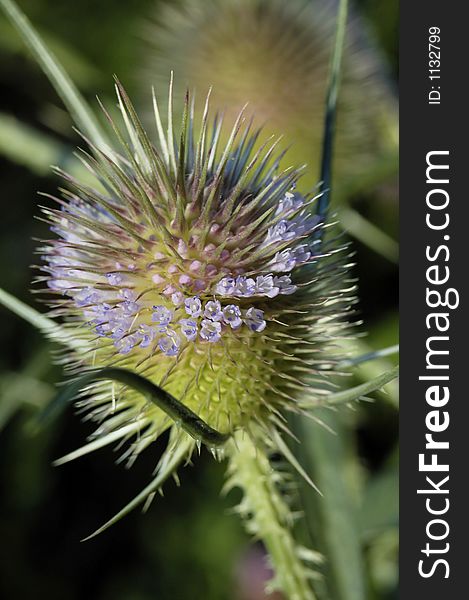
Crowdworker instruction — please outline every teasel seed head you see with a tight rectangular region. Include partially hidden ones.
[139,0,397,189]
[38,79,355,478]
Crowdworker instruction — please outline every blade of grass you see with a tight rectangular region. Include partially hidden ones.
[0,0,108,149]
[339,206,399,263]
[316,0,349,221]
[0,112,94,182]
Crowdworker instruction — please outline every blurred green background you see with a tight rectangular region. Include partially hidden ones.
[0,1,398,598]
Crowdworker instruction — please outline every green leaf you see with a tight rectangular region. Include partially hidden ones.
[0,0,108,149]
[291,411,367,600]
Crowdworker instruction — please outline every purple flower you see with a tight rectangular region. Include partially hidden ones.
[269,249,297,272]
[179,318,198,341]
[255,275,279,298]
[74,287,102,307]
[106,272,124,286]
[269,245,311,272]
[114,334,138,354]
[91,302,112,319]
[222,304,242,328]
[292,245,311,265]
[184,296,202,317]
[95,322,111,336]
[121,300,140,316]
[273,275,297,295]
[214,277,236,296]
[204,300,223,321]
[111,324,130,341]
[266,219,298,243]
[152,305,173,326]
[200,319,222,342]
[120,288,137,301]
[275,191,304,216]
[171,291,185,306]
[138,324,156,348]
[244,308,266,332]
[158,330,181,356]
[264,210,320,246]
[235,276,256,297]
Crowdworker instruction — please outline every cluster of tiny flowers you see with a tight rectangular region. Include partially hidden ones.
[73,285,267,357]
[75,287,145,355]
[214,191,319,298]
[214,274,296,298]
[46,186,322,359]
[264,191,319,271]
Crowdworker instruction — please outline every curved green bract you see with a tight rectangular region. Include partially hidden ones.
[43,367,231,447]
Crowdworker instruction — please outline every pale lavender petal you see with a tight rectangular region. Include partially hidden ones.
[179,318,198,341]
[184,296,202,317]
[222,305,242,328]
[152,305,173,325]
[244,307,266,333]
[200,319,222,342]
[204,300,223,321]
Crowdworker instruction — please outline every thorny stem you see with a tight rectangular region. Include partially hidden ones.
[228,432,317,600]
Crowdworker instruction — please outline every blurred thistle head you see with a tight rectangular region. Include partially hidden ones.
[139,0,397,189]
[39,79,354,471]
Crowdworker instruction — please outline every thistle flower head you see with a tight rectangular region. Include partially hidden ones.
[39,80,353,471]
[140,0,397,187]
